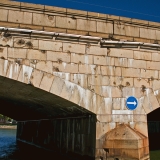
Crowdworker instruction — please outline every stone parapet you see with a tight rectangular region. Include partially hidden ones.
[0,1,160,44]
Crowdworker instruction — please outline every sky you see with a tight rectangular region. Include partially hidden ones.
[15,0,160,22]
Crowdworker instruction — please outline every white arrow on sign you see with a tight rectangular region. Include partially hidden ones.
[127,101,137,106]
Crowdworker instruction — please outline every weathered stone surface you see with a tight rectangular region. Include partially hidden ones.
[0,21,19,28]
[70,73,88,88]
[53,62,78,73]
[56,16,76,29]
[109,48,133,58]
[109,76,122,86]
[33,13,55,26]
[8,48,27,59]
[143,92,159,114]
[96,122,111,139]
[97,97,112,114]
[133,97,146,115]
[125,25,139,37]
[71,53,93,64]
[6,62,21,80]
[156,30,160,40]
[152,52,160,61]
[108,14,119,20]
[128,59,146,69]
[76,87,93,110]
[101,66,121,76]
[8,10,32,24]
[153,80,160,90]
[60,81,74,100]
[141,69,158,79]
[30,69,44,88]
[115,58,128,67]
[39,40,62,51]
[102,124,149,159]
[114,22,125,35]
[147,61,160,70]
[94,56,114,66]
[77,19,96,32]
[50,77,64,96]
[140,28,156,39]
[0,9,8,22]
[17,65,33,84]
[0,36,13,47]
[133,78,152,88]
[134,50,151,60]
[101,86,122,98]
[91,85,102,95]
[45,5,66,12]
[121,77,134,87]
[112,98,125,110]
[47,51,70,63]
[44,26,66,33]
[27,49,46,60]
[122,68,141,78]
[20,24,43,30]
[21,2,44,10]
[63,42,85,54]
[68,85,80,104]
[135,122,148,137]
[122,87,143,98]
[101,76,110,85]
[39,73,54,91]
[0,59,9,77]
[14,38,39,49]
[88,75,102,85]
[53,72,71,81]
[79,64,101,74]
[0,47,7,59]
[89,32,109,38]
[67,8,86,15]
[36,61,52,73]
[87,45,107,56]
[97,21,113,33]
[112,111,134,123]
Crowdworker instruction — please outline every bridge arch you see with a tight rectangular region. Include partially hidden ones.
[0,59,99,120]
[0,60,97,159]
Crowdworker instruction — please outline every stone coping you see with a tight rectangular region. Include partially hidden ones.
[0,0,160,29]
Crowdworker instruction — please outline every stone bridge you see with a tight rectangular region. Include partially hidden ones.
[1,0,160,159]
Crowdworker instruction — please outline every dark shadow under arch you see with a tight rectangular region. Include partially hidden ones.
[0,76,96,159]
[0,76,94,121]
[147,107,160,150]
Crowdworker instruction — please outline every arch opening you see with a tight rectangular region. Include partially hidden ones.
[0,76,94,121]
[147,107,160,151]
[0,76,96,159]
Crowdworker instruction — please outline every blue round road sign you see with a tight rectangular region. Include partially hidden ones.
[126,96,138,110]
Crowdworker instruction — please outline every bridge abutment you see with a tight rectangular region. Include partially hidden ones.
[96,114,149,160]
[16,114,150,160]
